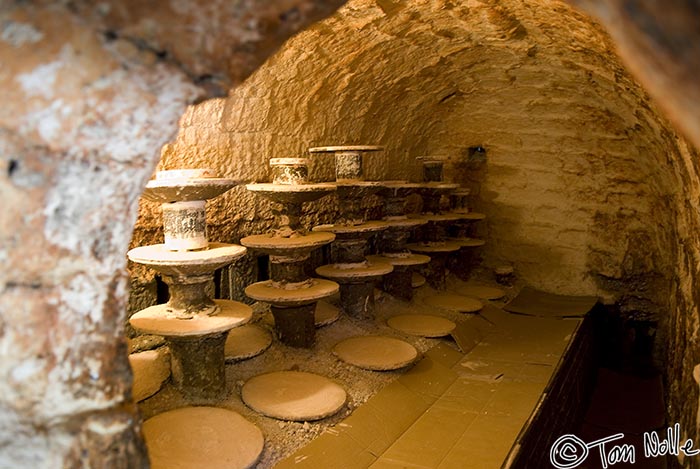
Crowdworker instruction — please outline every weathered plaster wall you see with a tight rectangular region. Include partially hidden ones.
[136,0,682,319]
[0,1,344,467]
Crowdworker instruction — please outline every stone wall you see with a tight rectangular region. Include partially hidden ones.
[0,1,344,467]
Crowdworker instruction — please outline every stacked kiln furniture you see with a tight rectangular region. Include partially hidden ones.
[310,146,394,320]
[242,158,339,348]
[447,186,487,279]
[407,158,463,290]
[128,169,253,402]
[419,157,487,278]
[239,161,347,427]
[131,169,265,469]
[367,181,430,300]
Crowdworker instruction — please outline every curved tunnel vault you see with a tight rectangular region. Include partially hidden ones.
[144,0,683,316]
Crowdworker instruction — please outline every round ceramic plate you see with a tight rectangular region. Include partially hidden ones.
[423,294,484,313]
[387,314,456,338]
[457,285,506,301]
[242,371,347,421]
[129,348,170,402]
[315,300,341,327]
[143,406,264,469]
[412,272,426,288]
[333,336,418,371]
[224,324,272,361]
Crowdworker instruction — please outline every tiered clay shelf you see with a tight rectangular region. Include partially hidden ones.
[408,158,487,289]
[310,145,393,320]
[128,169,253,402]
[242,158,339,348]
[131,170,264,469]
[367,181,430,301]
[407,180,463,290]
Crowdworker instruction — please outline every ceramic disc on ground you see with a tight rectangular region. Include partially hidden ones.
[242,371,347,421]
[387,314,456,338]
[412,272,426,288]
[333,336,418,371]
[315,300,341,327]
[457,285,506,301]
[143,406,264,469]
[424,294,484,313]
[225,324,272,361]
[129,347,170,402]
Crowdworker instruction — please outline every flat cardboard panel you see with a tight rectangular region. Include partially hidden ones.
[377,406,479,469]
[397,356,458,401]
[273,427,377,469]
[438,414,526,469]
[425,342,465,368]
[504,286,597,317]
[450,321,482,354]
[458,358,555,385]
[433,379,499,414]
[481,381,547,419]
[344,380,433,456]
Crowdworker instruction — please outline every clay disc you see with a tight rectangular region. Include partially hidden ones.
[424,294,484,313]
[457,285,506,301]
[315,300,341,327]
[129,347,170,402]
[242,371,346,421]
[143,406,264,469]
[225,324,272,362]
[333,336,418,371]
[387,314,456,338]
[412,272,426,288]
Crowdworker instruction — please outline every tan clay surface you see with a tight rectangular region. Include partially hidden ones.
[143,406,264,469]
[129,348,171,402]
[449,237,487,248]
[240,232,335,255]
[423,294,484,313]
[309,145,384,153]
[332,336,418,371]
[245,279,339,306]
[130,299,252,337]
[316,261,394,280]
[242,371,347,421]
[412,273,427,288]
[457,212,487,221]
[367,253,431,267]
[246,183,336,205]
[382,218,427,228]
[457,285,506,301]
[315,300,341,327]
[224,324,272,362]
[313,221,388,234]
[143,177,241,203]
[127,243,247,277]
[416,213,464,223]
[407,241,462,253]
[387,314,456,338]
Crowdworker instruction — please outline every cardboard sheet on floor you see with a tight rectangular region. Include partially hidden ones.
[584,368,665,434]
[504,286,597,318]
[450,321,482,354]
[275,345,461,469]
